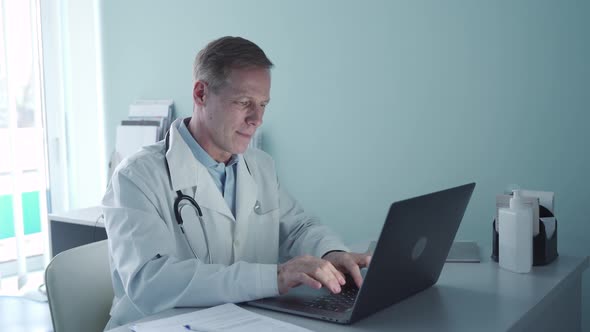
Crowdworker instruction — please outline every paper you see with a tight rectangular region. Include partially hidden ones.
[446,241,480,263]
[129,99,173,118]
[520,190,556,238]
[121,120,162,127]
[115,125,159,159]
[108,99,174,172]
[541,217,557,239]
[521,190,555,214]
[128,99,174,141]
[132,303,313,332]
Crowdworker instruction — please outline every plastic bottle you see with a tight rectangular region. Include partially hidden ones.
[499,190,533,273]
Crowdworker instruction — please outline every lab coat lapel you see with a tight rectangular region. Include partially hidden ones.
[195,173,234,220]
[166,119,233,220]
[234,155,257,251]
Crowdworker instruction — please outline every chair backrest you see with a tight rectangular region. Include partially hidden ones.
[45,240,113,332]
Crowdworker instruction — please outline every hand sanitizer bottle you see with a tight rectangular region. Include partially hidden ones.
[499,190,533,273]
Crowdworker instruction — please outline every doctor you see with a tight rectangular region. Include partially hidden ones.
[102,36,371,329]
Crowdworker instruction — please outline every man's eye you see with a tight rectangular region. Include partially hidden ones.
[239,101,250,107]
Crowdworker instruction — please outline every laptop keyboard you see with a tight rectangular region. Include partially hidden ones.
[301,286,358,312]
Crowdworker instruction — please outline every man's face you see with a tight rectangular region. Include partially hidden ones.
[194,67,270,162]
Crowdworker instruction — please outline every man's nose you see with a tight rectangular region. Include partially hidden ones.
[247,106,264,127]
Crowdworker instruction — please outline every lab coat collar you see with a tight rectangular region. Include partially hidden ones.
[166,119,232,219]
[165,118,202,192]
[165,118,258,222]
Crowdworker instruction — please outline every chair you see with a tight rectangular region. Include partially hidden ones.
[45,240,113,332]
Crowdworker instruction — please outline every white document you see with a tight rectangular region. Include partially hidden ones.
[115,125,159,159]
[132,303,313,332]
[129,99,173,118]
[521,189,555,213]
[446,241,480,263]
[128,99,174,141]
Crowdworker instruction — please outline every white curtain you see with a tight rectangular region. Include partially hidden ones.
[0,0,50,289]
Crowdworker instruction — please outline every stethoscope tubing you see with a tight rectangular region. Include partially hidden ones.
[174,189,213,264]
[165,130,213,263]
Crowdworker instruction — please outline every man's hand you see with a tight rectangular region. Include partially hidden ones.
[322,251,372,288]
[277,255,346,295]
[276,252,372,295]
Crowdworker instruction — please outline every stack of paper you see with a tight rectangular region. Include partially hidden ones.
[132,303,313,332]
[128,99,174,141]
[115,99,174,161]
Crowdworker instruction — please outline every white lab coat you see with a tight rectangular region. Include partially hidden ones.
[101,119,349,329]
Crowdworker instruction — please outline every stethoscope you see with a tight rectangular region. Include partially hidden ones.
[165,130,212,263]
[164,128,259,264]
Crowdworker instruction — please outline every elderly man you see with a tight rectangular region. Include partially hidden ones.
[102,36,371,329]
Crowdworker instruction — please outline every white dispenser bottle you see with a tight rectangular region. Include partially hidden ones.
[499,190,533,273]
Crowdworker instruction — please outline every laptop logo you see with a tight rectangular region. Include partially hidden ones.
[411,237,428,261]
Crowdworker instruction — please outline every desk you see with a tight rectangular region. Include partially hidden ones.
[107,251,588,332]
[48,206,106,257]
[0,296,53,332]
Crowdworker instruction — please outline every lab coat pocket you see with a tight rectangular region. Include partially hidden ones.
[252,199,279,229]
[179,204,210,261]
[253,199,278,217]
[250,203,280,263]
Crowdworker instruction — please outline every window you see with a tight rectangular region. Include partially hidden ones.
[0,0,49,284]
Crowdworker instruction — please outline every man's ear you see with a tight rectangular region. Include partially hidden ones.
[193,81,207,106]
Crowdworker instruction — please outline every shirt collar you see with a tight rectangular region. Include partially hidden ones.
[178,118,239,169]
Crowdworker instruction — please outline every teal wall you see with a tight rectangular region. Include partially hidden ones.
[100,0,590,328]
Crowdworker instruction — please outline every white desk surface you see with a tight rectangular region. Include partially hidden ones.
[107,249,589,332]
[48,206,103,227]
[0,296,53,332]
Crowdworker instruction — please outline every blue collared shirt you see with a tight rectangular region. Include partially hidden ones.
[178,119,238,218]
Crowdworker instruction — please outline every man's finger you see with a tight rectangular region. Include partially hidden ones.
[344,261,364,288]
[310,265,341,293]
[356,254,372,268]
[297,272,322,290]
[327,262,346,285]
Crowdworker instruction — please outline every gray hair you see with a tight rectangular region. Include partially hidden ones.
[193,36,273,93]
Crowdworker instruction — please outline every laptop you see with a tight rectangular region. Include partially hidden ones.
[248,182,475,324]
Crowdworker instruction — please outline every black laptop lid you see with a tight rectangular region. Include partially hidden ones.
[350,183,475,322]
